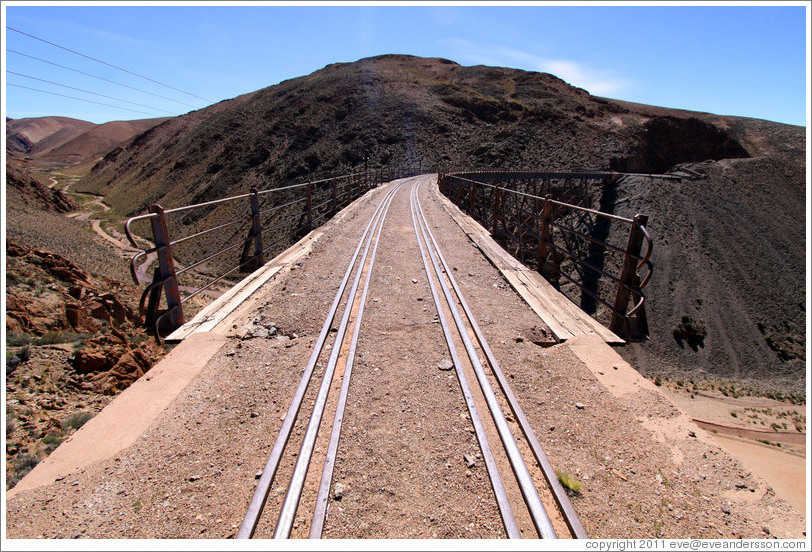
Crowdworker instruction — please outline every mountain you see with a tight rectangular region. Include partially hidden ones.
[6,116,95,157]
[37,118,172,166]
[59,54,807,394]
[6,116,170,168]
[78,54,755,215]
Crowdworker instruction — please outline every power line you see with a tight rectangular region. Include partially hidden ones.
[7,25,214,104]
[7,49,200,109]
[7,83,165,118]
[8,71,177,116]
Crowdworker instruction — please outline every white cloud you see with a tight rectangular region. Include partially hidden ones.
[443,39,629,97]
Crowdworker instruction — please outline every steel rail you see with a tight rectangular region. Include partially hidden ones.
[124,213,158,248]
[451,176,635,223]
[173,237,246,278]
[445,169,682,182]
[257,212,305,238]
[168,214,252,248]
[129,248,159,284]
[408,180,522,539]
[236,180,404,539]
[310,196,337,213]
[307,179,403,538]
[547,242,624,285]
[254,174,356,199]
[547,239,650,308]
[273,179,404,539]
[420,177,589,538]
[259,225,306,255]
[258,196,307,218]
[550,219,628,256]
[412,178,557,539]
[125,172,367,246]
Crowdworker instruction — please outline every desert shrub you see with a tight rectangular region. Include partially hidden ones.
[6,352,21,374]
[673,315,707,350]
[6,332,33,347]
[556,470,583,494]
[6,455,40,490]
[16,455,39,474]
[36,330,63,345]
[61,412,94,431]
[42,432,64,452]
[17,344,32,363]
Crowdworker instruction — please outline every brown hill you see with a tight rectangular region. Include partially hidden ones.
[37,118,172,166]
[72,54,805,395]
[6,156,77,213]
[6,116,95,157]
[5,116,169,168]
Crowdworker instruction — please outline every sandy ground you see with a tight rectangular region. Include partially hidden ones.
[659,385,806,517]
[5,177,806,541]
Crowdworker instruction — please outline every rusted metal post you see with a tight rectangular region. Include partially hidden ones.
[331,177,338,216]
[306,181,313,231]
[148,204,184,332]
[610,214,649,337]
[240,187,264,272]
[538,194,554,275]
[492,187,502,234]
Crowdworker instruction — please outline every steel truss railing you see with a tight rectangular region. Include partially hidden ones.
[438,171,655,341]
[125,167,408,338]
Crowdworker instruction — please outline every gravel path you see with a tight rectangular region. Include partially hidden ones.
[5,177,805,540]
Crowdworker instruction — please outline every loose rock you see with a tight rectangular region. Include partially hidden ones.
[438,359,454,371]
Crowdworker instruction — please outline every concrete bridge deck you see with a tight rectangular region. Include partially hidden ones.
[5,176,804,539]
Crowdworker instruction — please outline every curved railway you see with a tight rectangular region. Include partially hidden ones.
[237,175,586,539]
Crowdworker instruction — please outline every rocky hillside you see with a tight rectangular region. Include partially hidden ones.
[79,55,752,216]
[5,156,165,489]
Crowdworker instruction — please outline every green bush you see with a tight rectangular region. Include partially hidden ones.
[556,470,583,494]
[6,332,33,347]
[17,344,32,363]
[42,432,64,452]
[36,330,64,345]
[42,432,63,446]
[673,315,707,350]
[7,455,40,490]
[61,412,94,431]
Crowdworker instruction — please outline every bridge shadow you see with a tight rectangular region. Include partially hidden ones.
[579,176,619,315]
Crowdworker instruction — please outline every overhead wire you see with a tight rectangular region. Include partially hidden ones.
[6,27,307,141]
[6,27,344,176]
[7,83,165,118]
[7,26,214,103]
[7,49,201,109]
[7,71,177,116]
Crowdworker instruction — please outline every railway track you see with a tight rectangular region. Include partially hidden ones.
[237,175,586,539]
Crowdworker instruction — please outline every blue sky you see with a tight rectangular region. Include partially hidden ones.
[2,3,809,126]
